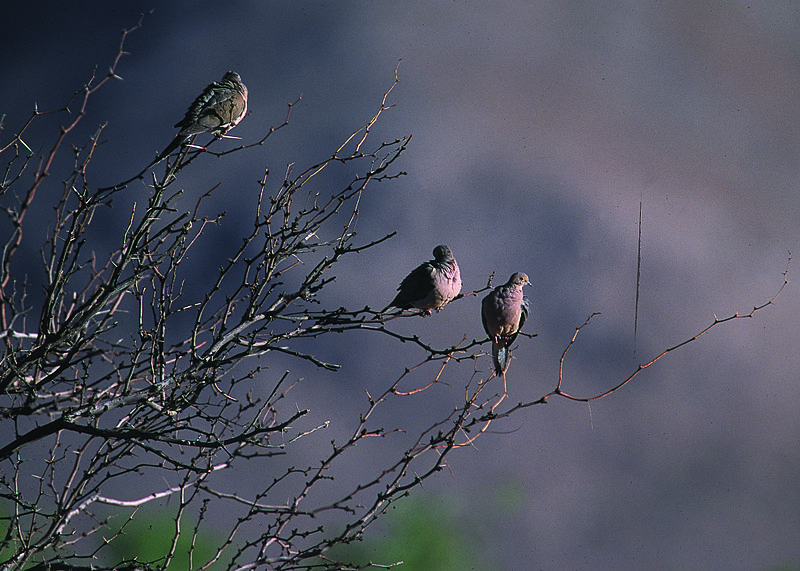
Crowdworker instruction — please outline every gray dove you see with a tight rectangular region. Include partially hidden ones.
[156,71,248,161]
[481,272,531,375]
[387,245,462,315]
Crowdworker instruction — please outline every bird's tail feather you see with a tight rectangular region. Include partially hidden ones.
[491,342,509,375]
[155,134,184,163]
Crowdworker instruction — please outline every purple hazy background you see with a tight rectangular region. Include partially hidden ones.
[2,2,799,569]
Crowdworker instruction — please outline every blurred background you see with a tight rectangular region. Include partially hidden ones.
[2,1,799,569]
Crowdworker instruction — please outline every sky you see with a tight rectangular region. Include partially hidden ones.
[2,2,800,569]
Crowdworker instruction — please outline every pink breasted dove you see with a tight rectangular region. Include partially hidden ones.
[387,245,462,315]
[156,71,248,161]
[481,272,531,374]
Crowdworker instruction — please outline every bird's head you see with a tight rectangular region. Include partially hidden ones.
[432,244,454,262]
[507,272,531,288]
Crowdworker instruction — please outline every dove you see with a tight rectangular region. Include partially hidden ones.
[387,245,462,315]
[156,71,248,162]
[481,272,531,375]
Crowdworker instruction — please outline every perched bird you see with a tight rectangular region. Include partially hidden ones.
[387,245,462,315]
[156,71,248,162]
[481,272,531,375]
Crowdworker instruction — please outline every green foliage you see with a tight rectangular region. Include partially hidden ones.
[0,504,18,562]
[379,500,471,571]
[326,493,483,571]
[103,511,224,570]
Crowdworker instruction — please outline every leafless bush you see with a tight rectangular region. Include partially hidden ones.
[0,18,789,571]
